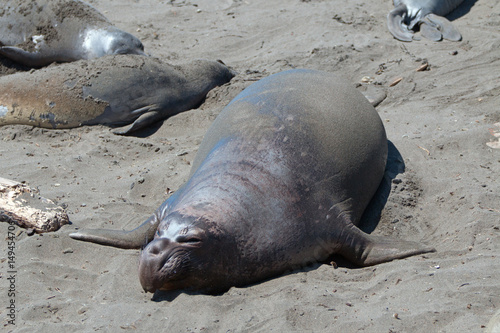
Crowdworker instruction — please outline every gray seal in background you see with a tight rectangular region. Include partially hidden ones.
[0,0,145,67]
[0,55,235,135]
[388,0,465,41]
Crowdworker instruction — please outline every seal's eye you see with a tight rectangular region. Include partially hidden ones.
[176,235,202,244]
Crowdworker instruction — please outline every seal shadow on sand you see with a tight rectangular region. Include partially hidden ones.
[150,140,405,302]
[0,55,31,76]
[447,0,478,21]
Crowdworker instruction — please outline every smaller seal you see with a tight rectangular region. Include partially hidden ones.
[0,55,235,135]
[387,0,465,42]
[0,0,146,67]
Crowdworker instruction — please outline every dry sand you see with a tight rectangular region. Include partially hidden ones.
[1,0,499,331]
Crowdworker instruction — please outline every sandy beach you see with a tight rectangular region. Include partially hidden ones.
[1,0,499,331]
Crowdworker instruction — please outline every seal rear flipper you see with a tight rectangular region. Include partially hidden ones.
[112,106,163,135]
[338,225,436,266]
[423,14,462,41]
[69,214,159,249]
[0,46,56,67]
[387,4,413,42]
[419,18,443,41]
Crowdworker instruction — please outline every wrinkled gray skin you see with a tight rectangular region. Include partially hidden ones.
[0,55,235,135]
[388,0,465,41]
[0,0,145,67]
[70,69,435,294]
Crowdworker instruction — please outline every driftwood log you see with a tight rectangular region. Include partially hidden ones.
[0,177,69,233]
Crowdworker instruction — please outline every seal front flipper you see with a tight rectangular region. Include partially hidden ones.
[0,46,59,67]
[421,14,462,41]
[338,224,436,266]
[69,214,159,249]
[111,105,163,135]
[387,4,413,42]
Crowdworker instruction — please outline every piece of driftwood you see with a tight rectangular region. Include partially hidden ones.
[0,177,69,233]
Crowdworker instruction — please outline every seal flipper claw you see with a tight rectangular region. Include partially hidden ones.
[70,214,159,249]
[387,4,413,42]
[339,225,436,266]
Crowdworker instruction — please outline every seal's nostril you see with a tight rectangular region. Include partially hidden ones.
[149,245,160,255]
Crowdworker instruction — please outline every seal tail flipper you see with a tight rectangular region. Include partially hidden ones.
[0,46,55,67]
[423,14,462,41]
[69,214,159,249]
[338,224,436,266]
[112,106,163,135]
[387,4,413,42]
[419,17,443,41]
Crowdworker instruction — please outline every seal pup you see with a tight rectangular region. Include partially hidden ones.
[387,0,465,41]
[0,55,235,135]
[70,69,435,293]
[0,0,145,67]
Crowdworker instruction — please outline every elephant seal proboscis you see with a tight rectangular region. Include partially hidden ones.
[70,69,435,293]
[0,0,145,67]
[388,0,465,42]
[0,55,235,135]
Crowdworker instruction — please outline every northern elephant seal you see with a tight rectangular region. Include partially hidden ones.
[70,69,435,293]
[387,0,465,42]
[0,0,145,67]
[0,55,235,135]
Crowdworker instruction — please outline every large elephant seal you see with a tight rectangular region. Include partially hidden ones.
[387,0,465,42]
[0,55,235,135]
[0,0,145,67]
[70,69,435,293]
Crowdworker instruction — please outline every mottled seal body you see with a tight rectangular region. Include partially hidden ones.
[71,69,435,293]
[0,0,145,67]
[388,0,465,41]
[0,55,235,135]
